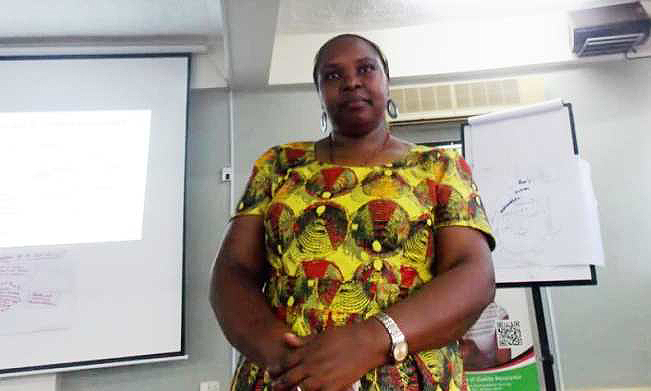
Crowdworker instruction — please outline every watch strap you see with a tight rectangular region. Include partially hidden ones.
[374,311,407,360]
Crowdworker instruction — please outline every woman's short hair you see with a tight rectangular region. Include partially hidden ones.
[312,34,390,90]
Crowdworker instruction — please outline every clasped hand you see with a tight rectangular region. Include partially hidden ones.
[268,323,382,391]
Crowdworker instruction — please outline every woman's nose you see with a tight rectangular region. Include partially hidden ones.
[342,72,361,90]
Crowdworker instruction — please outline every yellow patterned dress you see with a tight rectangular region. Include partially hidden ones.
[231,141,495,391]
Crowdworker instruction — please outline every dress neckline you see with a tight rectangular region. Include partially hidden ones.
[308,140,421,168]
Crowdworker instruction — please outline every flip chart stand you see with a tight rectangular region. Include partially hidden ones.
[464,101,599,390]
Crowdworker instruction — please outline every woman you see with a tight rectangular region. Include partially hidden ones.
[211,34,496,391]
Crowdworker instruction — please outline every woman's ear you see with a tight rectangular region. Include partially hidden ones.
[382,75,390,96]
[383,86,391,104]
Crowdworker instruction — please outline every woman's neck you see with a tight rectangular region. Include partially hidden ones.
[330,125,388,152]
[320,124,410,166]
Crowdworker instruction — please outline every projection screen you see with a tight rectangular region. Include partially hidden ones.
[0,54,189,376]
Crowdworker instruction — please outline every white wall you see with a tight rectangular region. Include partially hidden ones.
[270,12,572,85]
[57,89,234,391]
[230,58,651,390]
[232,87,321,197]
[542,59,651,389]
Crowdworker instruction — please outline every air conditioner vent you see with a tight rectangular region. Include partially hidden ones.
[502,79,520,105]
[469,82,487,106]
[577,33,647,56]
[435,85,453,110]
[404,87,420,113]
[570,2,651,57]
[455,84,472,108]
[390,77,543,121]
[420,86,435,111]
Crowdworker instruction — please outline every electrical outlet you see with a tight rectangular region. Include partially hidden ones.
[200,381,220,391]
[221,167,233,182]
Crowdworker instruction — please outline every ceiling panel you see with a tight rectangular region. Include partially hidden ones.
[0,0,222,39]
[222,0,281,90]
[277,0,605,34]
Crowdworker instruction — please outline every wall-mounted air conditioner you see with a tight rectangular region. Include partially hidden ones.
[570,1,651,57]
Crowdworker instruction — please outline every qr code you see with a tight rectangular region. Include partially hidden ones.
[496,319,523,348]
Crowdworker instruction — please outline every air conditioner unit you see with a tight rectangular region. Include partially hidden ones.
[570,1,651,56]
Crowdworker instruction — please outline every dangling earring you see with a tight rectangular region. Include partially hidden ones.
[387,99,399,119]
[320,111,328,133]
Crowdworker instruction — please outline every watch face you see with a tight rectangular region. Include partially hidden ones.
[393,342,408,362]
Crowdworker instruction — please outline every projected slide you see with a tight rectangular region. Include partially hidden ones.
[0,111,151,248]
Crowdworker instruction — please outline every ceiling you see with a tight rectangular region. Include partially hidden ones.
[0,0,625,40]
[276,0,601,34]
[1,0,645,89]
[0,0,222,41]
[230,0,643,89]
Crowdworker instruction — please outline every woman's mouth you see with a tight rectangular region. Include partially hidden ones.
[341,98,370,109]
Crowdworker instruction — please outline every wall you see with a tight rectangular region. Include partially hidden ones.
[230,58,651,390]
[58,89,233,391]
[270,12,572,85]
[543,59,651,390]
[232,87,321,197]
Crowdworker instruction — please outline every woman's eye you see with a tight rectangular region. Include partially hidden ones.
[324,72,340,80]
[359,64,376,73]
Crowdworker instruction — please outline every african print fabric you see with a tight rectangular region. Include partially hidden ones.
[231,141,495,391]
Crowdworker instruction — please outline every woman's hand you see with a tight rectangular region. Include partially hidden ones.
[256,332,307,372]
[270,321,389,391]
[211,216,303,369]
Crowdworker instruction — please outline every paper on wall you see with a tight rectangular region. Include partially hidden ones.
[476,156,604,267]
[0,250,75,335]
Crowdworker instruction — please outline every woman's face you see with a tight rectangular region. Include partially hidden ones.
[316,37,389,135]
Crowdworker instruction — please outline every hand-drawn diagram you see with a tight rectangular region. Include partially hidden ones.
[492,175,561,262]
[0,251,74,335]
[477,158,603,268]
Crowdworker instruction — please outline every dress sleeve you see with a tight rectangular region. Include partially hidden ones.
[234,147,277,217]
[433,149,496,251]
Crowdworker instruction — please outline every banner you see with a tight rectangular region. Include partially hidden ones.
[463,288,541,391]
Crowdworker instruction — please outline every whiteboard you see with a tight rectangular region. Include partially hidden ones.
[464,100,600,286]
[0,55,189,376]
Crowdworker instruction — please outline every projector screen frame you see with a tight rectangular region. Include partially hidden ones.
[0,52,191,377]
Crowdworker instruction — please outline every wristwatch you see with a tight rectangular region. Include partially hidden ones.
[374,312,408,362]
